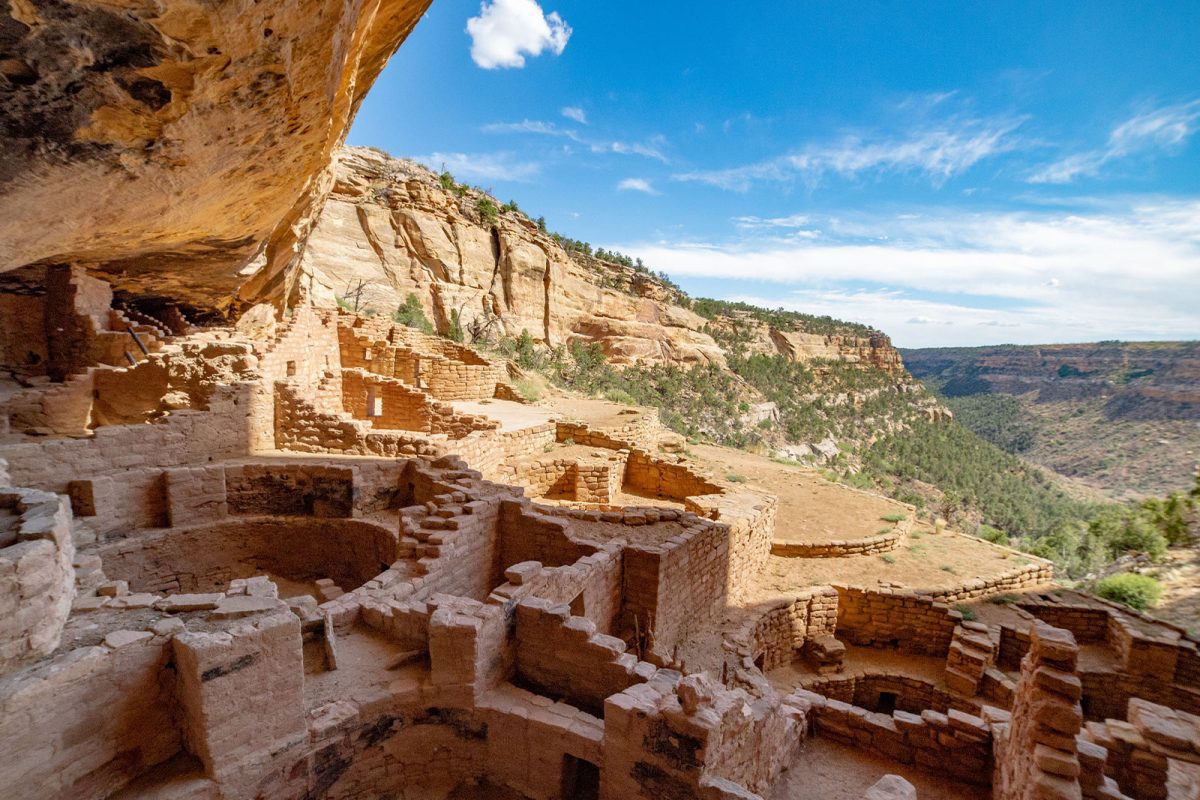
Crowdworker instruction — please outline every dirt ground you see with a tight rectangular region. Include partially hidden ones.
[688,444,911,543]
[540,396,657,430]
[1150,544,1200,635]
[767,737,977,799]
[748,527,1028,602]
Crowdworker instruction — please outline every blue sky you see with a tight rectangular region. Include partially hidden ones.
[349,0,1200,347]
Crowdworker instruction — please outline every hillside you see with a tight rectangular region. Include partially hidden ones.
[903,342,1200,498]
[295,146,943,460]
[280,146,1140,566]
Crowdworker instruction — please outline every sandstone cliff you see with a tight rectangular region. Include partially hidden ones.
[295,147,914,378]
[0,0,431,313]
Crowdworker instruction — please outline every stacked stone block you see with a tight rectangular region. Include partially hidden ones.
[794,688,994,785]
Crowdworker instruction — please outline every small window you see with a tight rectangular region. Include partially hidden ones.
[877,691,898,715]
[366,387,382,417]
[569,591,586,617]
[363,348,372,361]
[286,360,296,377]
[561,755,600,800]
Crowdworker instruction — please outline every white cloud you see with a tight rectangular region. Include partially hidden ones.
[614,198,1200,347]
[561,106,588,125]
[466,0,571,70]
[675,116,1024,191]
[1029,99,1200,184]
[482,120,670,162]
[617,178,660,195]
[732,213,812,229]
[413,151,541,183]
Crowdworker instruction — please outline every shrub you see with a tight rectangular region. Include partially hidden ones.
[726,473,747,483]
[880,554,897,564]
[475,197,499,225]
[953,604,978,621]
[1093,574,1162,610]
[940,564,957,573]
[512,378,541,402]
[881,513,907,523]
[439,171,455,191]
[977,525,1009,545]
[392,293,434,334]
[447,308,465,342]
[605,389,636,405]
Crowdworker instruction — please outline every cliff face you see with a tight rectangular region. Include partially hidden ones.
[0,0,431,313]
[903,342,1200,497]
[296,147,913,375]
[903,342,1200,421]
[296,148,724,365]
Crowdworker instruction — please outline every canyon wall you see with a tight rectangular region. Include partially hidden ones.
[295,147,912,374]
[0,0,432,314]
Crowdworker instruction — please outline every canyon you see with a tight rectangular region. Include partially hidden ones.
[0,2,1197,800]
[905,343,1200,498]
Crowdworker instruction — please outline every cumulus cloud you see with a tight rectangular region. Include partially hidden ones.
[413,151,541,182]
[674,116,1025,191]
[613,199,1200,347]
[466,0,571,70]
[1029,99,1200,183]
[617,178,660,195]
[561,106,588,124]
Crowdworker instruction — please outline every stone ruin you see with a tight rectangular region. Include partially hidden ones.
[1,0,1198,796]
[0,267,1197,800]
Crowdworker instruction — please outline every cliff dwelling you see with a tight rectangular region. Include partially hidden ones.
[1,2,1199,800]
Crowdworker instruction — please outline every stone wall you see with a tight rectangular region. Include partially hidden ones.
[514,597,651,716]
[0,488,75,674]
[173,609,306,797]
[498,499,598,570]
[835,587,960,657]
[603,673,808,799]
[2,383,265,535]
[95,517,398,595]
[800,673,972,716]
[1083,698,1200,800]
[993,622,1088,800]
[623,518,732,661]
[0,632,183,800]
[341,368,498,437]
[771,525,904,558]
[723,588,840,674]
[793,688,994,785]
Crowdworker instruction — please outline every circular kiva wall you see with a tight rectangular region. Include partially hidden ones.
[95,518,399,595]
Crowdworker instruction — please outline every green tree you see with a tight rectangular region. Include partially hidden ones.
[392,293,434,334]
[447,308,465,342]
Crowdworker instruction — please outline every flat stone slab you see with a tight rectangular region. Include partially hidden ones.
[110,593,162,609]
[157,593,224,612]
[210,595,283,618]
[104,630,154,649]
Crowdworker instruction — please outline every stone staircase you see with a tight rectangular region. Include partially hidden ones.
[944,620,1000,695]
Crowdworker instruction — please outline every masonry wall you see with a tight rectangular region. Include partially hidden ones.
[726,588,840,673]
[499,500,599,570]
[173,609,307,796]
[0,290,47,373]
[624,519,731,660]
[1,383,263,535]
[795,688,994,785]
[96,518,397,594]
[0,635,183,800]
[514,598,649,716]
[0,489,75,674]
[835,587,959,656]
